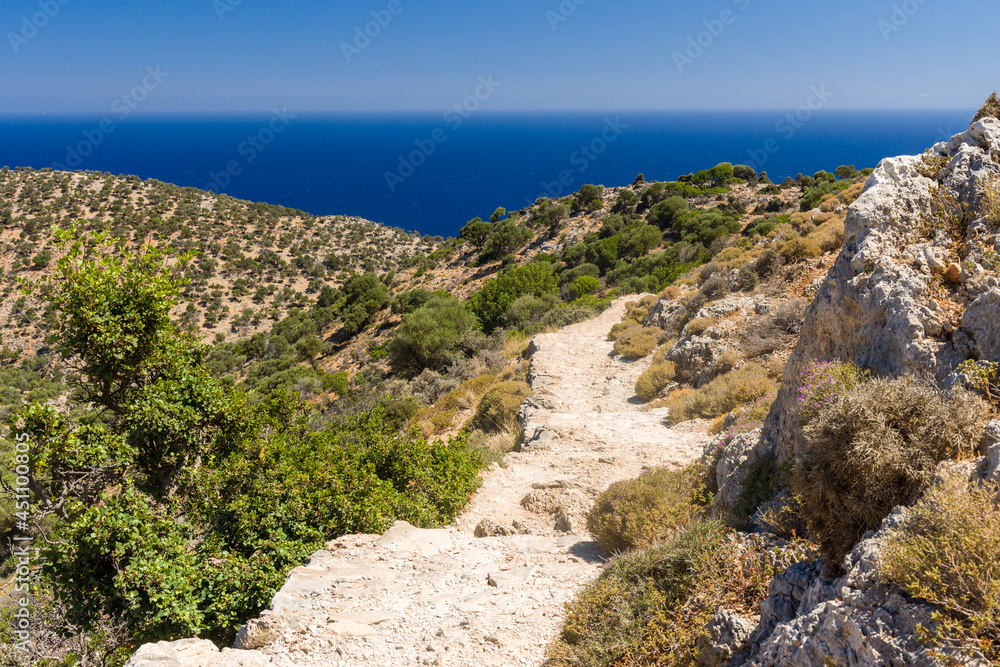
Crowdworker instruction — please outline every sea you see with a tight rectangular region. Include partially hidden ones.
[0,109,973,238]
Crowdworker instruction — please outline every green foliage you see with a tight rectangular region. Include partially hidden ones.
[536,204,570,231]
[619,224,662,259]
[675,208,741,246]
[646,197,689,230]
[879,474,1000,661]
[568,275,601,300]
[467,262,558,334]
[386,295,480,378]
[799,178,849,211]
[634,361,676,401]
[667,365,777,424]
[794,375,989,567]
[339,272,389,335]
[391,287,435,314]
[42,486,205,642]
[470,380,532,432]
[690,162,734,187]
[572,184,605,213]
[459,217,492,249]
[959,359,1000,408]
[586,466,706,554]
[480,220,533,262]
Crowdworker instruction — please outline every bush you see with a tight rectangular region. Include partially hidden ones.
[779,237,823,263]
[586,467,706,554]
[684,317,717,336]
[387,296,480,378]
[607,320,638,341]
[973,91,1000,122]
[667,365,776,424]
[340,272,389,335]
[480,220,533,261]
[796,360,869,426]
[548,521,782,667]
[635,362,676,401]
[568,275,601,300]
[613,327,659,359]
[467,262,557,333]
[470,380,532,432]
[879,473,1000,661]
[794,376,990,567]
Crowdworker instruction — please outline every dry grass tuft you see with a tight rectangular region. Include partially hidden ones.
[684,317,717,336]
[879,473,1000,661]
[634,361,676,401]
[666,365,776,424]
[613,327,660,359]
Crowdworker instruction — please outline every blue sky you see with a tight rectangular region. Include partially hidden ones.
[2,0,997,113]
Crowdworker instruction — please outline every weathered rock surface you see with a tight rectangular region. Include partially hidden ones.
[126,297,710,667]
[764,118,1000,466]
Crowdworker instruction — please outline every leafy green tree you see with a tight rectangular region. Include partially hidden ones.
[538,204,570,233]
[459,217,493,249]
[340,272,389,335]
[572,184,605,213]
[480,220,533,262]
[490,207,507,223]
[835,164,858,180]
[387,295,479,377]
[733,164,757,182]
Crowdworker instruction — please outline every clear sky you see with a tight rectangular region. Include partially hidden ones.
[2,0,997,114]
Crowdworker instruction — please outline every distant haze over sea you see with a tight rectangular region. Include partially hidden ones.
[0,110,971,238]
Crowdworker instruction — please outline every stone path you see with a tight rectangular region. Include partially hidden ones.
[126,296,711,667]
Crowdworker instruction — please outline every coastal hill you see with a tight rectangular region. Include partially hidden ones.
[8,110,999,667]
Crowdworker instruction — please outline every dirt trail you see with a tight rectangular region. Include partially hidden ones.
[127,296,711,667]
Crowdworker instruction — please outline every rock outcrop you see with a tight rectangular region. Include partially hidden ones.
[765,118,1000,464]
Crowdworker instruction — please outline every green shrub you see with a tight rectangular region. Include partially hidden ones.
[879,473,1000,661]
[470,380,532,433]
[386,295,480,378]
[467,262,557,333]
[667,365,776,424]
[339,272,389,335]
[794,376,989,567]
[568,275,601,300]
[634,361,676,401]
[612,327,659,359]
[586,466,705,553]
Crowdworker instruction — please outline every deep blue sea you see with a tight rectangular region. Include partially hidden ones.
[0,110,972,238]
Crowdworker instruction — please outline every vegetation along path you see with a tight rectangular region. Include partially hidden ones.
[131,296,712,667]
